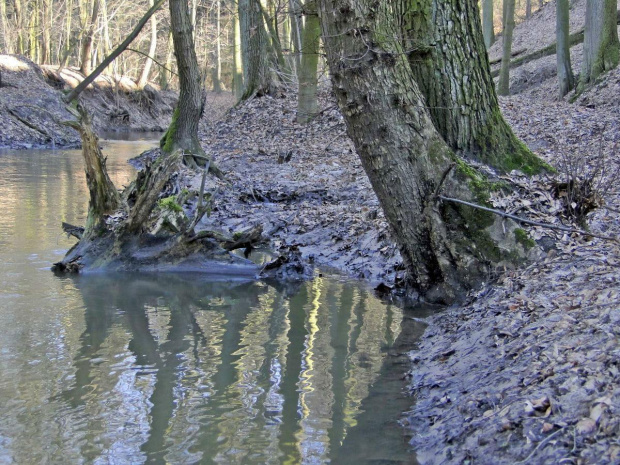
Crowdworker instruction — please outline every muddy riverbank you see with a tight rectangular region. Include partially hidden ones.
[0,55,175,149]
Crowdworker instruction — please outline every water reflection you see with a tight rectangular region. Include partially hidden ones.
[0,143,423,464]
[40,274,414,464]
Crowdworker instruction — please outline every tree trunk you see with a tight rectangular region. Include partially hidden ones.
[318,0,534,302]
[296,0,320,124]
[483,0,495,48]
[403,0,540,174]
[137,0,158,89]
[0,0,11,54]
[14,0,25,54]
[498,0,516,96]
[526,0,532,18]
[289,0,302,74]
[238,0,273,99]
[64,105,120,235]
[160,0,210,166]
[580,0,620,89]
[211,0,223,92]
[233,0,244,99]
[556,0,575,97]
[80,0,101,76]
[40,0,51,63]
[160,28,174,90]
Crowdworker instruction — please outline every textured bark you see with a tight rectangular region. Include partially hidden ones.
[161,0,205,156]
[137,0,158,89]
[64,105,120,235]
[483,0,495,48]
[318,0,529,302]
[404,0,540,174]
[498,0,516,95]
[80,0,100,76]
[239,0,272,99]
[296,0,320,124]
[556,0,575,97]
[580,0,620,89]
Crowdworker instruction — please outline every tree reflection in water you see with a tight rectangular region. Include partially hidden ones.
[52,273,423,464]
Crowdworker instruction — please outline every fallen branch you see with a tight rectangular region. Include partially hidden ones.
[438,195,619,243]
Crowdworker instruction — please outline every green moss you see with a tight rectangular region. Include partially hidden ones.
[158,196,183,212]
[514,228,536,250]
[476,109,554,175]
[160,107,180,153]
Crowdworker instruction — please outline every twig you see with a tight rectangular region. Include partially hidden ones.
[514,427,567,464]
[433,163,456,197]
[437,195,619,243]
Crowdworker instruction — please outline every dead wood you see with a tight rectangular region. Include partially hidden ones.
[62,222,85,240]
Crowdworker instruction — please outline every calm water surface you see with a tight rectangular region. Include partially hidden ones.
[0,140,425,464]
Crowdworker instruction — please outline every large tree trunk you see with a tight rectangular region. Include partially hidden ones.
[296,0,320,124]
[579,0,619,90]
[498,0,516,96]
[403,0,541,174]
[318,0,533,302]
[482,0,495,48]
[556,0,575,97]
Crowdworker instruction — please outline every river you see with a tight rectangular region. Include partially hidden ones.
[0,139,427,464]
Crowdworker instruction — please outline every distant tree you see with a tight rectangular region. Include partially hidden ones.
[296,0,320,124]
[556,0,574,97]
[483,0,495,48]
[498,0,516,95]
[579,0,619,90]
[79,0,100,76]
[137,0,158,89]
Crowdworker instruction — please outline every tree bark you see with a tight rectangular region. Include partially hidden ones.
[64,105,120,235]
[556,0,575,97]
[318,0,534,302]
[233,0,244,99]
[483,0,495,48]
[296,0,320,124]
[403,0,540,174]
[80,0,101,76]
[580,0,620,90]
[498,0,516,95]
[238,0,273,99]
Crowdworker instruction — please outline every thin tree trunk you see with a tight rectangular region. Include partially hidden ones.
[483,0,495,48]
[289,0,302,74]
[80,0,101,76]
[296,0,319,124]
[59,0,74,69]
[41,0,51,63]
[0,0,11,54]
[580,0,620,89]
[526,0,532,18]
[556,0,574,97]
[137,0,158,88]
[498,0,516,95]
[160,28,174,89]
[211,0,222,92]
[233,0,244,99]
[14,0,25,54]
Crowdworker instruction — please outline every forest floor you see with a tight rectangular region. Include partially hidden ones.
[2,0,620,462]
